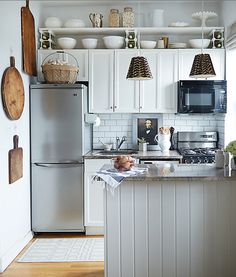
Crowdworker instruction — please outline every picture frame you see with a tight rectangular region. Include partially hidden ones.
[132,114,163,150]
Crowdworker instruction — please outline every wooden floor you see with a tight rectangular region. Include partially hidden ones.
[1,233,104,277]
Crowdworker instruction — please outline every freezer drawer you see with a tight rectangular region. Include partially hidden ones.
[32,163,84,232]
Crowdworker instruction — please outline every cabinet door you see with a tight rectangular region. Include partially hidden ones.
[157,50,178,113]
[89,50,114,113]
[140,50,178,113]
[114,50,140,113]
[179,49,225,80]
[37,49,88,82]
[84,159,110,227]
[139,50,159,113]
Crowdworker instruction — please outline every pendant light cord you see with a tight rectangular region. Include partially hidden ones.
[201,0,204,54]
[138,2,141,55]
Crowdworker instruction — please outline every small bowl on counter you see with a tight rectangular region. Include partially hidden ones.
[189,39,210,48]
[103,36,124,49]
[82,38,98,49]
[140,40,157,49]
[57,37,77,49]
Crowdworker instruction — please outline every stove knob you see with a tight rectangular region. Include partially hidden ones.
[204,158,208,163]
[197,157,201,164]
[190,158,195,164]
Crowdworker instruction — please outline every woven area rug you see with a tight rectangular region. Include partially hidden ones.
[18,238,104,262]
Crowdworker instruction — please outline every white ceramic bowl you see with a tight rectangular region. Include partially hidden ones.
[64,19,85,28]
[103,36,124,49]
[45,17,62,28]
[140,40,157,49]
[82,38,98,49]
[189,39,210,49]
[57,37,77,49]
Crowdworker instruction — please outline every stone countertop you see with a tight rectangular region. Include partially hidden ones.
[100,164,236,181]
[84,150,183,160]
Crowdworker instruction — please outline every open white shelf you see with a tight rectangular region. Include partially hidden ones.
[39,26,224,36]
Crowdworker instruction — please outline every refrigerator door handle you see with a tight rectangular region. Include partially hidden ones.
[35,162,83,168]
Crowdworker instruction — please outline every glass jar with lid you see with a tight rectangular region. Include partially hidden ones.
[122,7,134,28]
[109,9,120,27]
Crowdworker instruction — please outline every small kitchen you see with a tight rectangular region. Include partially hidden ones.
[1,0,236,276]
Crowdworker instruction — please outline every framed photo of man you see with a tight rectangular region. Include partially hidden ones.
[132,114,163,150]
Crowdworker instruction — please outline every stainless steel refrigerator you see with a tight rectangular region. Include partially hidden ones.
[30,84,92,232]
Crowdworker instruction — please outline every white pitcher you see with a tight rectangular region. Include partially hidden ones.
[152,9,164,27]
[155,133,170,152]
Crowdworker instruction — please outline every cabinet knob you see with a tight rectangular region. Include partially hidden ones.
[110,106,113,109]
[114,105,117,109]
[140,106,142,109]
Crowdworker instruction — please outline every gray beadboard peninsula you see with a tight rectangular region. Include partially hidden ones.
[104,164,236,277]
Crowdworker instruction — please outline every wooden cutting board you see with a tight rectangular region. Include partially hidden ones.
[9,135,23,184]
[1,56,25,120]
[21,0,37,76]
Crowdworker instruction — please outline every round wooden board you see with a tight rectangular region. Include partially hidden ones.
[1,57,25,120]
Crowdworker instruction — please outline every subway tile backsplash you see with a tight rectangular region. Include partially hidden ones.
[93,113,225,150]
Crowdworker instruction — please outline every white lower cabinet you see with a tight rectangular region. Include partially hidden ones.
[37,49,89,82]
[84,159,110,235]
[179,49,225,80]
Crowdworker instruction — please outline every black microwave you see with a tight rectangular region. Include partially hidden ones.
[178,80,227,114]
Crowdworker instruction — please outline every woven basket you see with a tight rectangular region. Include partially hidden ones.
[41,51,79,84]
[42,64,79,84]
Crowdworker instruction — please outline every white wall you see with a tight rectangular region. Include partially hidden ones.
[93,113,225,150]
[0,1,40,272]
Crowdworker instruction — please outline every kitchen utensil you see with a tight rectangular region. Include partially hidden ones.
[103,36,124,49]
[9,135,23,184]
[98,139,113,151]
[64,19,85,28]
[169,22,190,27]
[169,127,175,150]
[151,9,164,27]
[189,38,210,48]
[157,39,165,48]
[140,40,156,49]
[57,37,77,49]
[45,16,62,28]
[21,0,37,76]
[192,11,217,27]
[82,38,97,49]
[1,56,25,120]
[89,13,103,27]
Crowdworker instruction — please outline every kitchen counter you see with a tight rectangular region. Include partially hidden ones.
[84,149,182,160]
[104,163,236,181]
[104,164,236,277]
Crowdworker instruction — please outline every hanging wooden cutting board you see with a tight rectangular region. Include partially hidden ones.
[1,56,25,120]
[21,0,37,76]
[9,135,23,184]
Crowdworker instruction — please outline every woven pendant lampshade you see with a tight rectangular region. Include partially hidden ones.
[189,53,216,78]
[126,56,153,80]
[189,0,216,79]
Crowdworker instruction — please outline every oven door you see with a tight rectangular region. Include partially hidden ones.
[178,83,215,113]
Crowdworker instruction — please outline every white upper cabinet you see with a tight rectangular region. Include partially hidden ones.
[89,50,114,113]
[140,50,178,113]
[179,49,225,80]
[114,50,139,113]
[37,49,88,82]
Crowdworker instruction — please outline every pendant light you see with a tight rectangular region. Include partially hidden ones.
[126,3,153,80]
[189,0,216,78]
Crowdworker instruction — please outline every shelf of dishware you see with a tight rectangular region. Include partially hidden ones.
[39,26,224,36]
